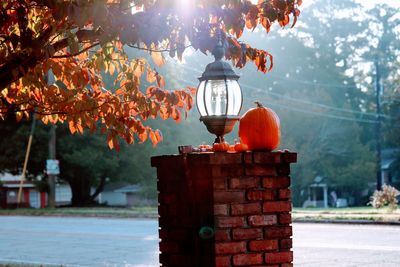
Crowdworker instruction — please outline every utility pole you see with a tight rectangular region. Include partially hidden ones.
[375,59,383,190]
[17,116,36,206]
[48,125,56,208]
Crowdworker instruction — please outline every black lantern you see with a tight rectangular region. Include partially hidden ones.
[196,35,243,143]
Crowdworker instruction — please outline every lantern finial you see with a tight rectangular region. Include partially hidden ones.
[212,29,224,61]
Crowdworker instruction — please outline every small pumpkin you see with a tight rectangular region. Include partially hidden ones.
[213,141,230,152]
[234,141,248,152]
[238,102,280,151]
[228,144,236,152]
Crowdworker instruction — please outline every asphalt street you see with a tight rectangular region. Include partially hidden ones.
[0,216,399,266]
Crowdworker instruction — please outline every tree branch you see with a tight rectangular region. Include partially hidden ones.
[52,42,100,58]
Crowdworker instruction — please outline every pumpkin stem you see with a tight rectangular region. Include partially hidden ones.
[255,101,263,108]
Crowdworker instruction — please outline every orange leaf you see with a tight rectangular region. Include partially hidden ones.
[107,133,114,149]
[151,51,165,66]
[149,129,162,147]
[69,120,76,134]
[146,67,157,83]
[156,74,165,88]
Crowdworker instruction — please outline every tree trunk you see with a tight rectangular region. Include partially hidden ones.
[68,176,106,207]
[68,177,93,207]
[90,176,106,202]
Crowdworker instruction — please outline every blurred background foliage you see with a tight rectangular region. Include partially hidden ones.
[0,0,399,206]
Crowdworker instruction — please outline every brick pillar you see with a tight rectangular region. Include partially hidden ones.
[152,151,297,267]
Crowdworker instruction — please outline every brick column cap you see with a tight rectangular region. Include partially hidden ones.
[151,151,297,167]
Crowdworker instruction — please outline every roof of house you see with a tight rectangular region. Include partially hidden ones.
[0,172,21,182]
[103,182,141,193]
[381,148,399,169]
[114,184,141,193]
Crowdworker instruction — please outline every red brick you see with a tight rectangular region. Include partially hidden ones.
[213,165,244,177]
[231,202,261,215]
[264,226,292,239]
[281,152,297,163]
[212,166,222,177]
[262,177,290,189]
[214,191,245,204]
[279,189,291,199]
[246,165,277,176]
[233,253,263,266]
[159,229,188,241]
[215,229,230,241]
[279,213,292,225]
[244,152,253,163]
[253,152,282,164]
[281,263,294,267]
[265,251,293,264]
[247,190,276,201]
[230,177,260,189]
[280,238,292,249]
[169,254,192,266]
[158,194,177,204]
[249,240,278,251]
[214,204,229,215]
[276,164,291,176]
[232,228,263,240]
[263,201,292,213]
[248,215,277,226]
[159,241,180,253]
[215,241,246,254]
[216,216,246,228]
[213,178,227,190]
[216,256,231,267]
[210,153,242,164]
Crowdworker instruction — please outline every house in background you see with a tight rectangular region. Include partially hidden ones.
[0,172,46,208]
[381,148,400,188]
[98,182,143,206]
[0,172,72,208]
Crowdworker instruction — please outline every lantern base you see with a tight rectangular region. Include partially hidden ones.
[200,115,239,143]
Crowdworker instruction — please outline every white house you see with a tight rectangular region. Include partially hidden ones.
[98,182,142,206]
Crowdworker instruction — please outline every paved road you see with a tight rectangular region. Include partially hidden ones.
[0,216,400,266]
[0,216,159,267]
[294,223,400,267]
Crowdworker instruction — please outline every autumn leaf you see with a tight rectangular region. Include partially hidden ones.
[149,129,162,147]
[69,120,77,134]
[107,133,114,149]
[151,51,165,66]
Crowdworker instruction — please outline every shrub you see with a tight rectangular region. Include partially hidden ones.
[369,185,400,211]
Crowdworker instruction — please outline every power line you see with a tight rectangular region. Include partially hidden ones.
[173,77,379,124]
[251,94,378,124]
[243,82,391,119]
[178,64,390,119]
[266,72,356,89]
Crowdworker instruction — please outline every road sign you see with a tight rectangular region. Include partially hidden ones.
[46,159,60,175]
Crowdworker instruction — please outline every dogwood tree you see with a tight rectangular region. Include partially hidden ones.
[0,0,301,149]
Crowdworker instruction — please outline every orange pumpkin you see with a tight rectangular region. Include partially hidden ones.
[234,142,248,152]
[238,102,280,151]
[213,141,230,152]
[228,145,236,152]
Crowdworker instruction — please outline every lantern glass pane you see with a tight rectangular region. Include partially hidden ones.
[196,81,207,116]
[226,80,242,115]
[204,79,227,116]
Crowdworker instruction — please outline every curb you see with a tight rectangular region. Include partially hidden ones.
[293,218,400,225]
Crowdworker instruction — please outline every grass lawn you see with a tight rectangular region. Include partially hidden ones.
[292,206,400,222]
[1,206,399,223]
[0,206,158,218]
